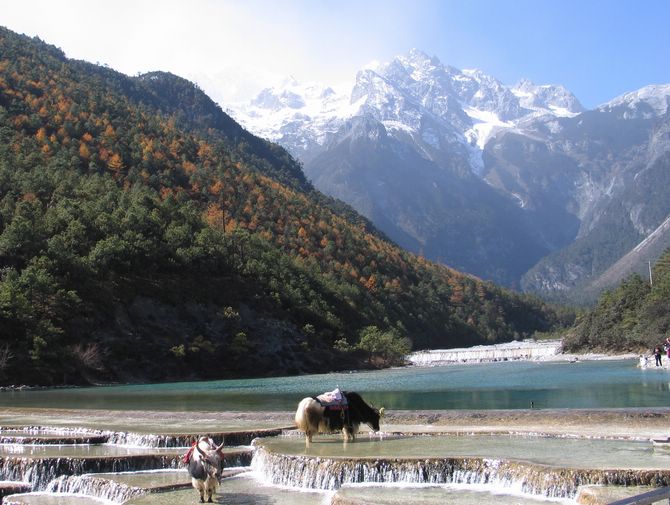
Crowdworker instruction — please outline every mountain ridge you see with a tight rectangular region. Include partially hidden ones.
[230,49,670,300]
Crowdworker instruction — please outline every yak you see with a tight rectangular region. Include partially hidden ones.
[184,436,225,503]
[295,389,384,447]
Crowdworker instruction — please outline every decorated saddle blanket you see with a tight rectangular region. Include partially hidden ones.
[182,441,196,464]
[316,388,348,410]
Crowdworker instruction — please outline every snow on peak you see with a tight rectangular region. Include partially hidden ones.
[463,107,515,149]
[511,79,583,117]
[251,88,305,110]
[599,84,670,117]
[229,78,355,147]
[362,59,383,72]
[228,49,587,165]
[397,48,441,71]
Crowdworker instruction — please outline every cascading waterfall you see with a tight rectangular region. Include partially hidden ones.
[0,425,257,495]
[407,340,562,366]
[0,454,182,491]
[1,426,282,449]
[105,428,283,447]
[0,426,108,445]
[104,432,186,448]
[0,450,251,492]
[251,446,670,499]
[45,475,146,503]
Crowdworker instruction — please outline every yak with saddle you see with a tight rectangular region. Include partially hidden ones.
[295,388,384,446]
[183,436,225,503]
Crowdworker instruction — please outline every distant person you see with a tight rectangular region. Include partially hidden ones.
[640,355,649,368]
[654,347,663,367]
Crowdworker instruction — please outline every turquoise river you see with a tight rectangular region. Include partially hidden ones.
[1,359,668,411]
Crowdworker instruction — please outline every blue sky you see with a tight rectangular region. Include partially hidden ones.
[3,0,669,108]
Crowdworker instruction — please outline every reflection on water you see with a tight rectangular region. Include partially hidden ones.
[1,359,669,411]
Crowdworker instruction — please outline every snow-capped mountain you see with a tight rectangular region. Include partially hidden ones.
[598,84,670,117]
[511,78,584,117]
[229,50,670,299]
[232,77,354,156]
[232,49,583,164]
[231,50,583,158]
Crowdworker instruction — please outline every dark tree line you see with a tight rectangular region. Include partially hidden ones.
[564,249,670,353]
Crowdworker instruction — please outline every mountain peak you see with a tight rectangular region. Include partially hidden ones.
[396,49,452,81]
[600,84,670,117]
[405,48,432,63]
[230,49,586,158]
[511,79,584,117]
[514,78,536,91]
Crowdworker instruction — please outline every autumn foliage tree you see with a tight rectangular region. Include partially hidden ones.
[0,27,561,385]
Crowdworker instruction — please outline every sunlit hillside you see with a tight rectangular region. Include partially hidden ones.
[0,27,561,385]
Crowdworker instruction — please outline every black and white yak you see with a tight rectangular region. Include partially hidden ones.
[184,436,225,503]
[295,390,384,447]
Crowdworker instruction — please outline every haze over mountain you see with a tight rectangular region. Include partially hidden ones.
[230,50,670,300]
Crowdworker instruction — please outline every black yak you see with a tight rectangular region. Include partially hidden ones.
[295,389,384,447]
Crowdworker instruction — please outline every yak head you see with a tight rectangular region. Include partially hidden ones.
[195,436,225,481]
[345,391,385,432]
[368,406,385,432]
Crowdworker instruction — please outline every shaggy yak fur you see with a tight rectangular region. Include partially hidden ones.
[187,436,225,503]
[294,391,383,446]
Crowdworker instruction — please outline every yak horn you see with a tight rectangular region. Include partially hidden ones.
[216,441,225,452]
[379,407,386,418]
[196,443,208,458]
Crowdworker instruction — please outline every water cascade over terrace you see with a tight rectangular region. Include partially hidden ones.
[0,426,254,499]
[408,340,563,366]
[251,434,670,499]
[104,428,283,448]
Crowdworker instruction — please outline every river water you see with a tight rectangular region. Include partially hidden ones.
[2,359,669,504]
[1,359,668,411]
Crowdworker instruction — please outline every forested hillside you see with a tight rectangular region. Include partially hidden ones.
[0,27,560,386]
[563,249,670,353]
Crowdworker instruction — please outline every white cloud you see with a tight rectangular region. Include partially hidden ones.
[2,0,412,103]
[3,1,308,101]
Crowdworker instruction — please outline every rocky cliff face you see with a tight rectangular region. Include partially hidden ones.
[230,52,670,299]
